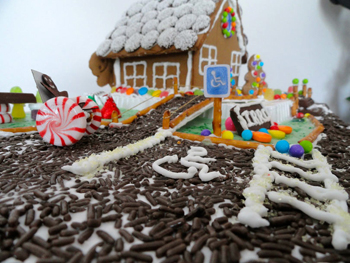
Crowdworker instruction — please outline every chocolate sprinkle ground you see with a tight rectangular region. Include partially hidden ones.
[0,96,350,262]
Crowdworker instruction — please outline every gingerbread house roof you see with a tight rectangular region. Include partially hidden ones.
[96,0,246,59]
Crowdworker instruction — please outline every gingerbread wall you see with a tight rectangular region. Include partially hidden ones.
[192,1,243,89]
[120,52,189,89]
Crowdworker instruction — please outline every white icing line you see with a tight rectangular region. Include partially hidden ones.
[114,58,121,87]
[62,128,173,177]
[185,51,193,88]
[238,145,350,250]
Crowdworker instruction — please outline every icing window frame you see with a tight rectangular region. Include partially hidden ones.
[123,61,147,87]
[153,62,180,89]
[199,44,217,76]
[230,51,242,77]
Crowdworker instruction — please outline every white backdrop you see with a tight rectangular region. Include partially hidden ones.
[0,0,349,122]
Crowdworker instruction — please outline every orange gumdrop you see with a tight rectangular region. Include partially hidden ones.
[280,94,287,100]
[256,77,261,82]
[278,125,292,134]
[126,87,134,95]
[252,131,272,143]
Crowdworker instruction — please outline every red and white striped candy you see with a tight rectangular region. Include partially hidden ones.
[0,104,10,113]
[72,96,101,135]
[0,113,12,124]
[36,97,87,146]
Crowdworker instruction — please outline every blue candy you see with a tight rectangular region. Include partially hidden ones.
[242,130,253,141]
[139,87,148,96]
[275,140,290,154]
[259,128,268,134]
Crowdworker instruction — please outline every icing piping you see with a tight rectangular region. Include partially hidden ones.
[198,44,218,76]
[211,0,227,32]
[153,62,180,89]
[123,61,147,87]
[238,145,350,250]
[114,58,121,87]
[229,0,246,55]
[152,146,224,182]
[186,51,193,88]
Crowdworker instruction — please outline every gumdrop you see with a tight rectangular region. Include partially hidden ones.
[264,88,274,101]
[101,96,120,119]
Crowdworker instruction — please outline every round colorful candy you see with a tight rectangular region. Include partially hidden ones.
[222,130,234,140]
[299,140,313,153]
[242,129,253,141]
[268,130,285,139]
[160,91,169,98]
[288,86,293,93]
[259,128,268,134]
[280,94,287,100]
[201,129,211,136]
[287,93,294,99]
[252,131,272,143]
[194,89,204,96]
[36,97,87,146]
[296,112,304,119]
[274,94,281,100]
[126,87,134,95]
[139,87,148,96]
[152,90,162,97]
[276,140,290,154]
[289,144,304,158]
[225,117,236,131]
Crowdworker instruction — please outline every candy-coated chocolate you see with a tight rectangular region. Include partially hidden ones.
[139,87,148,96]
[201,129,211,136]
[252,131,272,143]
[289,144,304,158]
[222,130,234,140]
[259,128,268,134]
[152,90,162,97]
[242,129,253,141]
[277,125,292,134]
[268,130,285,139]
[296,112,304,119]
[299,140,313,153]
[275,140,290,153]
[126,87,134,95]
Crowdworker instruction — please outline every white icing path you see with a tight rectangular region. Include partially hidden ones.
[238,145,350,250]
[62,128,173,177]
[152,146,225,182]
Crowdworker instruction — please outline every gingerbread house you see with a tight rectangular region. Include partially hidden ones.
[89,0,248,90]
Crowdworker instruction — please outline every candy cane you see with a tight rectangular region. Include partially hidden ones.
[72,96,102,135]
[36,97,87,146]
[0,113,12,124]
[0,104,10,113]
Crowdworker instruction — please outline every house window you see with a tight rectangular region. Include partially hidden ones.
[153,63,180,89]
[123,61,147,87]
[231,51,242,77]
[199,44,217,76]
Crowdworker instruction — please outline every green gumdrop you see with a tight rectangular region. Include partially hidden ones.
[232,16,236,22]
[299,140,313,153]
[222,29,228,35]
[298,90,303,95]
[287,93,294,99]
[194,90,204,96]
[223,11,228,17]
[35,91,43,103]
[222,17,227,23]
[292,78,299,85]
[256,65,261,70]
[274,89,282,95]
[10,86,22,93]
[303,79,309,84]
[252,82,258,88]
[147,89,154,96]
[225,32,231,37]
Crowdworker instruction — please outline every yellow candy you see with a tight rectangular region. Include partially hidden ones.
[152,90,162,97]
[268,130,285,139]
[305,113,310,118]
[12,104,26,119]
[111,87,117,93]
[222,130,234,140]
[236,89,242,95]
[264,88,274,101]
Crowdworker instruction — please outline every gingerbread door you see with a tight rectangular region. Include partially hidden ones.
[153,63,180,89]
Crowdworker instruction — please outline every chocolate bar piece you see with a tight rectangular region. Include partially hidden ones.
[299,98,314,109]
[0,93,36,104]
[230,102,272,136]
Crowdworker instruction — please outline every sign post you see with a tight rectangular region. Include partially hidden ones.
[204,65,230,137]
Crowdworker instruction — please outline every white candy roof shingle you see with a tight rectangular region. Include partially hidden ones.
[96,0,219,57]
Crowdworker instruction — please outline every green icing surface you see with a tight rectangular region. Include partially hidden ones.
[177,117,315,145]
[0,108,139,129]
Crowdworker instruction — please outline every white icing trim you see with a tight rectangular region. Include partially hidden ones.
[123,61,147,87]
[186,51,193,88]
[114,58,121,87]
[238,146,350,250]
[152,146,224,182]
[62,129,173,177]
[153,62,180,89]
[229,0,246,55]
[230,51,242,77]
[199,44,217,76]
[211,0,227,32]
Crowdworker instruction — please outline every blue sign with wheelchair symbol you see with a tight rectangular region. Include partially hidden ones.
[203,65,230,98]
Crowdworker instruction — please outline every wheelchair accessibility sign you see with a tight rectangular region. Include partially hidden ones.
[204,65,230,98]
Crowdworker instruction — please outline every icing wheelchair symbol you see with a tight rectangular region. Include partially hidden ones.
[204,65,230,98]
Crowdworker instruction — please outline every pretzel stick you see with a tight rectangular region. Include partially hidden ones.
[173,132,275,150]
[298,114,325,143]
[0,126,37,133]
[121,94,175,125]
[213,98,222,137]
[162,110,171,129]
[169,98,213,128]
[225,95,257,100]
